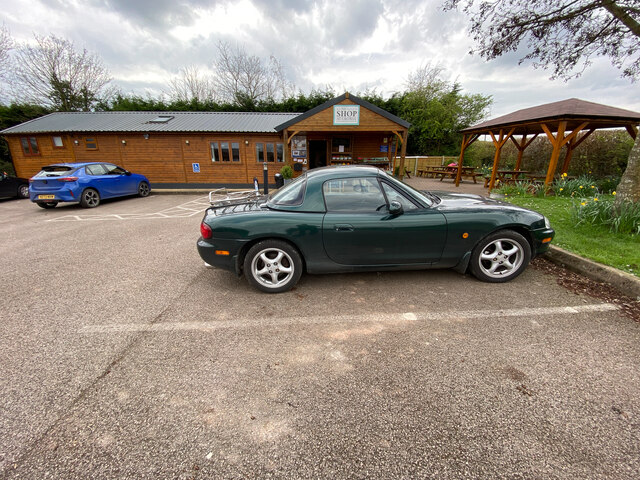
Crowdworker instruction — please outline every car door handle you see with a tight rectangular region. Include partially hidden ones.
[334,224,354,232]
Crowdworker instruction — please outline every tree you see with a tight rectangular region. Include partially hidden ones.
[213,41,294,108]
[445,0,640,204]
[12,34,112,111]
[443,0,640,80]
[400,66,492,155]
[0,24,13,102]
[167,65,217,105]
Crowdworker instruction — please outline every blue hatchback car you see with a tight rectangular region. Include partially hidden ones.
[29,162,151,209]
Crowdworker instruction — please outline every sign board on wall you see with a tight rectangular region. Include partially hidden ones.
[192,163,200,173]
[333,105,360,126]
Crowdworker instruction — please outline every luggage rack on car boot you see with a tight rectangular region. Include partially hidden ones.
[208,188,267,214]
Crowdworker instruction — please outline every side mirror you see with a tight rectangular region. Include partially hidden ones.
[124,170,132,176]
[388,200,404,215]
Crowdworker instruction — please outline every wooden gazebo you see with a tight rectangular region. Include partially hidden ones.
[454,99,640,191]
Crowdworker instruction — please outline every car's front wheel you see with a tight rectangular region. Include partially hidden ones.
[17,184,29,198]
[80,188,100,208]
[37,201,58,209]
[469,230,531,283]
[138,181,150,197]
[244,240,303,293]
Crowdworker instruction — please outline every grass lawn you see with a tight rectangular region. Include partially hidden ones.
[503,195,640,278]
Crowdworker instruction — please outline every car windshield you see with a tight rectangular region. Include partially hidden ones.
[382,173,433,206]
[269,175,306,206]
[34,166,75,178]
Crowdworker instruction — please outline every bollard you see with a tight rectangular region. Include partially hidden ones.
[263,162,268,194]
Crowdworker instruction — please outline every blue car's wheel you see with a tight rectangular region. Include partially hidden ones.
[470,230,531,283]
[138,181,150,197]
[244,240,303,293]
[80,188,100,208]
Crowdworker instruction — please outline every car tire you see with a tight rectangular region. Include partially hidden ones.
[244,240,303,293]
[17,184,29,198]
[80,188,100,208]
[36,201,58,209]
[138,181,150,197]
[469,230,531,283]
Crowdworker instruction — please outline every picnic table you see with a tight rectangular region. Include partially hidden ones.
[495,170,531,183]
[418,166,482,183]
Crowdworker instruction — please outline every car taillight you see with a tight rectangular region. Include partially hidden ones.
[200,222,213,239]
[57,177,79,182]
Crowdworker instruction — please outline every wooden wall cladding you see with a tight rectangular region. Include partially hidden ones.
[290,99,405,132]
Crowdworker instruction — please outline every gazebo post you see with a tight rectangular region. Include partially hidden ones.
[487,128,514,192]
[509,133,538,171]
[561,129,594,173]
[454,134,478,186]
[542,122,566,189]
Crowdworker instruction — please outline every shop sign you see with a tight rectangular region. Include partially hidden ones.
[333,105,360,125]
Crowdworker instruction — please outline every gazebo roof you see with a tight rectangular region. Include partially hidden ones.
[461,98,640,135]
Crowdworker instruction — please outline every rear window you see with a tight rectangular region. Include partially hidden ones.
[34,166,76,178]
[269,176,306,206]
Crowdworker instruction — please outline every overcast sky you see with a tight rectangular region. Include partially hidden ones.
[2,0,639,118]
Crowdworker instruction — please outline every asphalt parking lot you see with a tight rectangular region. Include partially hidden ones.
[1,193,639,479]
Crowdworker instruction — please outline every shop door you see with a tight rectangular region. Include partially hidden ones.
[309,140,327,169]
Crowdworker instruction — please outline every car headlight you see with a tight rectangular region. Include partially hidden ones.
[544,216,551,229]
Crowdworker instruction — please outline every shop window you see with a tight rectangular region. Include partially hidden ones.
[256,143,265,162]
[256,142,284,163]
[331,136,352,153]
[20,137,40,156]
[52,136,64,148]
[211,141,241,162]
[85,137,98,150]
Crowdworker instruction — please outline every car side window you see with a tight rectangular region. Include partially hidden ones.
[103,164,126,175]
[323,177,386,212]
[85,164,106,175]
[381,182,420,211]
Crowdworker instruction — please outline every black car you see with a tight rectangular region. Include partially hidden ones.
[0,172,29,199]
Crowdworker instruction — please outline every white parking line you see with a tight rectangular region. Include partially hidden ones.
[47,197,211,222]
[79,303,619,334]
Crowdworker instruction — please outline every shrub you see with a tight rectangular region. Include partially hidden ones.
[280,165,294,179]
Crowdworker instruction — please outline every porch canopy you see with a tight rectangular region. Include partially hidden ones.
[454,98,640,190]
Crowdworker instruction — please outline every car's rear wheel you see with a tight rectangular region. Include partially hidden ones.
[244,240,303,293]
[470,230,531,283]
[37,201,58,209]
[80,188,100,208]
[138,181,150,197]
[17,184,29,198]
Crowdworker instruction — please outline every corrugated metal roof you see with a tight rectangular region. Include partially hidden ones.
[1,111,301,134]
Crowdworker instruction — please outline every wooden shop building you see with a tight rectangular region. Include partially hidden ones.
[2,93,410,188]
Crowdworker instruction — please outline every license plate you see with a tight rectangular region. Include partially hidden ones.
[37,194,56,200]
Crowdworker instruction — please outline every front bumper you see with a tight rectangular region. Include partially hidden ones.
[531,228,555,256]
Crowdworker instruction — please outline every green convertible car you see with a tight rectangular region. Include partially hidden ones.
[197,165,555,293]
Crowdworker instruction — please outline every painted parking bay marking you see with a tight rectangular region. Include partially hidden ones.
[79,303,619,334]
[47,197,212,222]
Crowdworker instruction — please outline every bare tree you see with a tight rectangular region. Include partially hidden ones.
[213,41,294,107]
[12,34,112,111]
[445,0,640,204]
[0,24,13,101]
[406,63,446,93]
[167,65,217,104]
